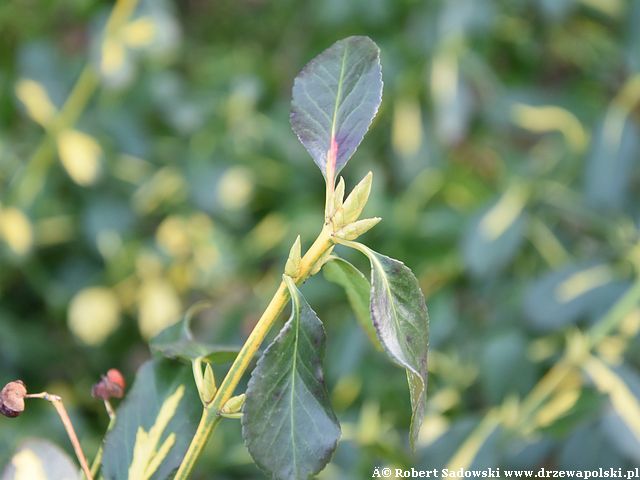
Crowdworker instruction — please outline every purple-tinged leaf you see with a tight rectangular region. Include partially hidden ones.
[290,36,382,184]
[339,240,429,449]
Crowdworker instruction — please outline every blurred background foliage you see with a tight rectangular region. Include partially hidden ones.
[1,0,640,477]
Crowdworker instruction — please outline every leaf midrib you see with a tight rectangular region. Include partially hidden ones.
[289,289,301,477]
[328,43,349,168]
[369,250,424,383]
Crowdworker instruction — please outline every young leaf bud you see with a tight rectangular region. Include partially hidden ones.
[201,363,216,404]
[338,171,373,227]
[335,217,381,241]
[284,235,302,278]
[330,177,346,217]
[0,380,27,418]
[221,393,246,415]
[92,368,126,400]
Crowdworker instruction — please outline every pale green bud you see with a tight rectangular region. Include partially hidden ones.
[338,172,373,227]
[201,363,216,404]
[284,235,302,278]
[221,393,246,414]
[331,177,346,217]
[335,217,381,241]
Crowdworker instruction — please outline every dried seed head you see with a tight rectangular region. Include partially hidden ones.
[92,369,126,400]
[0,380,27,418]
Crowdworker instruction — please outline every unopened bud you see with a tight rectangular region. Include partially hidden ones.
[0,380,27,418]
[92,368,126,400]
[284,235,302,278]
[338,172,373,226]
[330,177,346,218]
[335,217,381,241]
[221,393,245,415]
[201,363,216,404]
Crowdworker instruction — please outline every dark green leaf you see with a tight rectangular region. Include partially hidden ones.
[150,303,240,363]
[290,36,382,182]
[242,276,340,480]
[102,360,201,480]
[341,241,429,449]
[2,439,78,480]
[323,256,382,350]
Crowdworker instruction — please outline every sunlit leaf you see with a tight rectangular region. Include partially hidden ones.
[67,287,121,346]
[15,79,57,127]
[323,256,381,350]
[150,304,240,364]
[1,439,78,480]
[242,276,340,479]
[340,241,429,449]
[102,360,200,480]
[0,208,33,256]
[56,129,102,186]
[138,278,182,340]
[290,36,382,183]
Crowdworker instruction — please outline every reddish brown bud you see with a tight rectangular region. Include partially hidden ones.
[0,380,27,418]
[106,369,125,390]
[92,369,125,400]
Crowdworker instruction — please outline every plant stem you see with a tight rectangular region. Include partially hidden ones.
[26,392,94,480]
[10,0,140,208]
[88,411,116,479]
[175,225,334,479]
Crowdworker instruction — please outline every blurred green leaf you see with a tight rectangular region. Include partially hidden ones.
[524,262,625,331]
[1,439,78,480]
[462,188,527,277]
[585,116,639,211]
[150,304,240,363]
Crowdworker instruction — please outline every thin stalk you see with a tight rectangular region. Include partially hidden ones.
[86,400,116,479]
[175,225,334,479]
[26,392,93,480]
[88,413,116,479]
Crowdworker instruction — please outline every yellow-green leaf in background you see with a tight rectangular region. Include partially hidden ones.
[0,207,33,256]
[56,129,102,186]
[67,286,121,346]
[1,439,77,480]
[102,360,200,480]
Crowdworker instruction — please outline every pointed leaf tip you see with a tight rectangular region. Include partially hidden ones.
[285,235,302,278]
[291,36,383,181]
[339,172,374,226]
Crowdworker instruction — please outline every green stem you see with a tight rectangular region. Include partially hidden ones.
[174,226,334,479]
[10,0,140,208]
[88,412,116,479]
